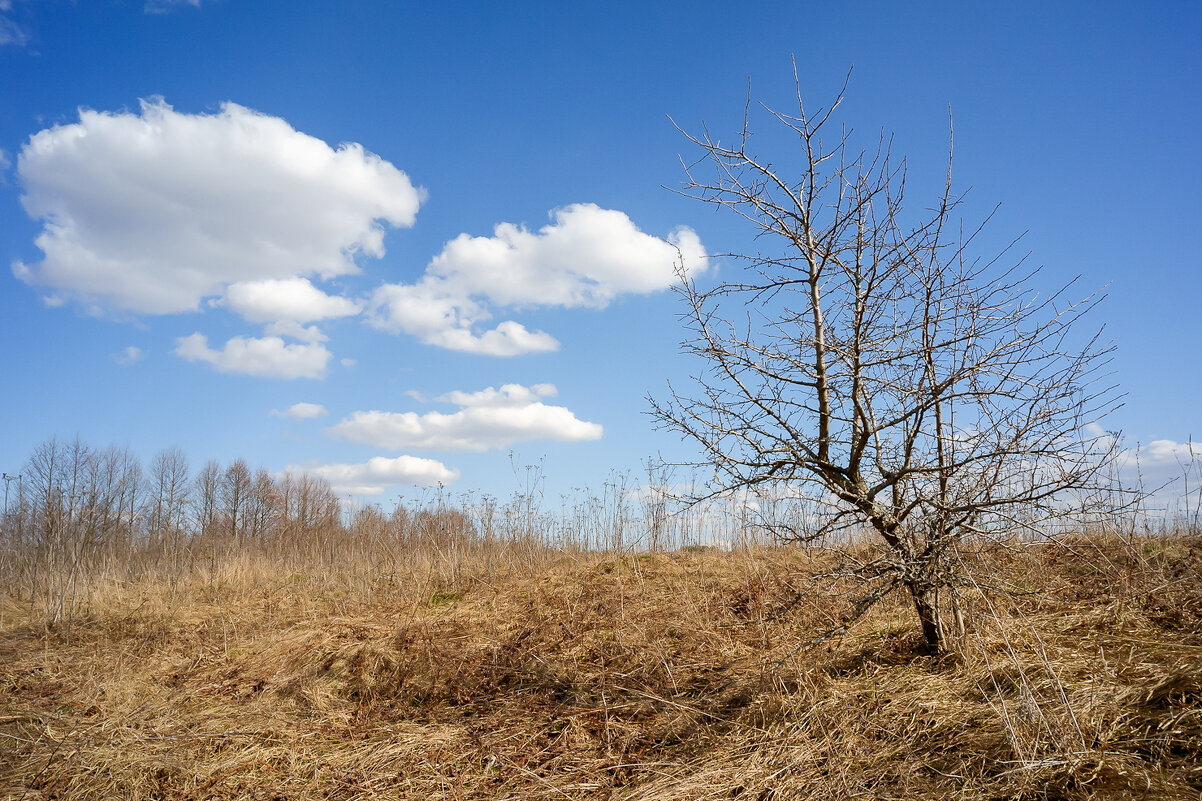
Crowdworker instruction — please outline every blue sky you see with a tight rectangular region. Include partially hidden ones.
[1,0,1199,505]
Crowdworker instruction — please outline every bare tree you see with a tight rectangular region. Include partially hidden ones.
[280,471,340,552]
[221,459,252,547]
[194,460,221,540]
[23,436,100,626]
[652,74,1122,653]
[146,447,191,550]
[246,468,280,545]
[89,445,142,556]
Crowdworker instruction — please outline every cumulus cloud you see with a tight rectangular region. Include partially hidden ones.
[289,455,460,494]
[222,278,361,327]
[271,402,328,420]
[14,98,422,315]
[175,333,331,379]
[328,383,602,452]
[368,203,706,355]
[221,277,361,325]
[426,204,707,307]
[438,383,559,407]
[1117,439,1201,468]
[370,280,558,355]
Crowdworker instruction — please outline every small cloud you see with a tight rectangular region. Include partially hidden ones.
[113,345,146,365]
[221,277,361,325]
[287,454,460,494]
[1111,435,1202,517]
[175,333,331,379]
[437,383,557,407]
[270,402,328,421]
[1121,439,1200,467]
[264,320,329,343]
[327,382,602,452]
[144,0,202,14]
[340,357,357,368]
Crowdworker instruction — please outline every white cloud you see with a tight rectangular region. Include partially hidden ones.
[144,0,202,14]
[14,99,423,315]
[439,383,558,407]
[0,19,26,48]
[0,3,28,48]
[221,277,361,324]
[428,204,707,307]
[288,455,460,494]
[1102,435,1201,519]
[1119,439,1200,468]
[113,345,146,365]
[271,402,328,420]
[367,203,706,355]
[327,382,602,452]
[263,320,328,343]
[175,333,331,379]
[370,279,559,355]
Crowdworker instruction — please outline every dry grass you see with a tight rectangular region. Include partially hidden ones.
[1,536,1199,800]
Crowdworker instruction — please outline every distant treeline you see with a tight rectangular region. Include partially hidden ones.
[0,437,730,629]
[2,437,342,555]
[0,437,491,628]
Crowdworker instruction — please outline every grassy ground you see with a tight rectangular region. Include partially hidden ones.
[1,537,1199,800]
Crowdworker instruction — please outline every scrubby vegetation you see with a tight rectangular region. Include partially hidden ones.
[1,517,1199,799]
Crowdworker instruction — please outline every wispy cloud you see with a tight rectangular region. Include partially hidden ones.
[113,345,146,365]
[0,0,29,48]
[144,0,203,15]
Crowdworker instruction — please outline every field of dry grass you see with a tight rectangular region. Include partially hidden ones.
[1,535,1199,800]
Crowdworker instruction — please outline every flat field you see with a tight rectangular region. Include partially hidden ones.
[2,538,1200,800]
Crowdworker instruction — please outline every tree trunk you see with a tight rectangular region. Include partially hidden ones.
[909,583,943,654]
